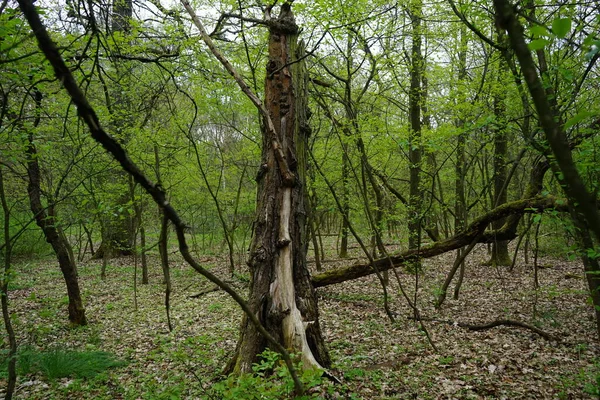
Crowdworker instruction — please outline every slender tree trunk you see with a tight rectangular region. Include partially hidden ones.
[160,213,172,331]
[573,215,600,337]
[140,225,148,284]
[307,193,322,271]
[24,89,86,326]
[82,224,95,257]
[229,5,329,373]
[0,166,17,400]
[453,24,468,299]
[25,107,86,325]
[339,148,350,258]
[422,75,441,242]
[408,0,424,258]
[488,49,511,266]
[154,145,170,286]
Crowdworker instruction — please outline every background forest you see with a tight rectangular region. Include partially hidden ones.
[1,0,600,398]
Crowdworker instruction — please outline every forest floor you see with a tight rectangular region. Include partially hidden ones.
[1,243,599,399]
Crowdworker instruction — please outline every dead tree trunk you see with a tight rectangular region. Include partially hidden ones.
[229,4,330,373]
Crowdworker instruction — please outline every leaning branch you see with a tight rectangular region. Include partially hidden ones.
[311,195,564,287]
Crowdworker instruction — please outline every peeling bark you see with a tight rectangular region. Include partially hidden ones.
[230,4,329,374]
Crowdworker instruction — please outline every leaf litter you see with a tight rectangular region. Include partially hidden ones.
[1,243,598,399]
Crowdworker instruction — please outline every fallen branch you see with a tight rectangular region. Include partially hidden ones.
[312,195,566,288]
[411,317,557,341]
[189,286,219,298]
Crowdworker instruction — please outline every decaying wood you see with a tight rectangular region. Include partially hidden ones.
[312,196,566,288]
[180,0,295,186]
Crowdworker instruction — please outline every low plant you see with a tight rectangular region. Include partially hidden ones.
[210,349,324,399]
[0,346,127,380]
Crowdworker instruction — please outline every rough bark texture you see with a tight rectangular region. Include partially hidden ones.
[230,5,330,374]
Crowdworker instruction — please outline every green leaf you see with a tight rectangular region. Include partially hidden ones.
[530,25,548,38]
[552,17,571,39]
[564,110,594,130]
[528,38,549,51]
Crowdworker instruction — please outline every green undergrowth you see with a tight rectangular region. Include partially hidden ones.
[0,346,127,380]
[210,350,327,399]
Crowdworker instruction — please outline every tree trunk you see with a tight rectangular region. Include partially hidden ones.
[140,225,148,284]
[0,166,18,400]
[408,0,424,257]
[488,47,511,266]
[92,0,135,260]
[229,5,329,373]
[572,214,600,337]
[453,24,468,299]
[25,103,86,325]
[112,0,132,32]
[94,205,133,259]
[339,149,350,258]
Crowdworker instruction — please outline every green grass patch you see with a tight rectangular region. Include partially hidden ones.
[0,347,127,380]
